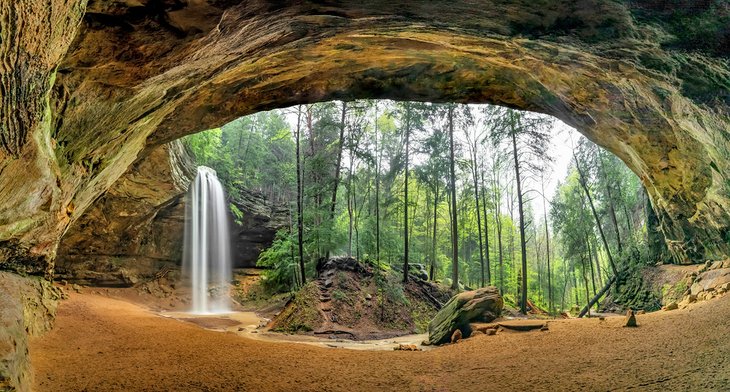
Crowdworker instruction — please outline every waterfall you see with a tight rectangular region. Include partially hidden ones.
[183,166,232,314]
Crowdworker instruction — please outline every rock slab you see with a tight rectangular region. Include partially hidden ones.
[427,287,503,345]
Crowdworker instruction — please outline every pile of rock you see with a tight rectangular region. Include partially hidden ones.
[665,259,730,310]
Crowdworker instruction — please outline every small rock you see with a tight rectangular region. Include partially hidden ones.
[71,284,83,293]
[238,327,245,331]
[664,302,678,311]
[485,328,497,336]
[324,279,333,288]
[540,324,549,332]
[393,344,421,351]
[599,316,605,321]
[365,293,372,300]
[624,309,637,327]
[636,310,646,315]
[451,329,462,343]
[60,280,68,286]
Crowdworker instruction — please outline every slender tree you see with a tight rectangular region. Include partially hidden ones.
[403,103,412,283]
[448,105,459,290]
[295,106,306,284]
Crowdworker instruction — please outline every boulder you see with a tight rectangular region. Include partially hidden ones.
[664,302,678,311]
[316,256,370,275]
[408,264,429,281]
[427,287,503,345]
[689,268,730,295]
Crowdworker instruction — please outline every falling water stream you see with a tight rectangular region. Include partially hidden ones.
[183,166,232,314]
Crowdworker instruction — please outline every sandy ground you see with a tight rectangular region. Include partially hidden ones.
[31,292,730,391]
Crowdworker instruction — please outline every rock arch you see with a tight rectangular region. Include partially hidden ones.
[1,1,729,274]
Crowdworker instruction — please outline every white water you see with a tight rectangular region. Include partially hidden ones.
[183,166,232,314]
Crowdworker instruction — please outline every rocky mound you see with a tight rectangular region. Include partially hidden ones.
[269,257,452,340]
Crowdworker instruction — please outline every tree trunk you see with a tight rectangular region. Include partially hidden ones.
[581,256,591,317]
[574,153,619,276]
[431,187,439,281]
[326,101,348,260]
[493,169,504,295]
[510,113,528,314]
[480,169,491,285]
[578,273,618,318]
[295,106,306,285]
[374,103,381,267]
[471,146,486,287]
[403,104,411,283]
[598,154,623,255]
[541,175,553,314]
[586,238,597,307]
[448,106,459,290]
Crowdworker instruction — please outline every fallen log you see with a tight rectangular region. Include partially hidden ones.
[578,273,618,318]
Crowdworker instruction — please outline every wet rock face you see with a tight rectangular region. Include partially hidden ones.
[1,1,729,273]
[228,188,289,269]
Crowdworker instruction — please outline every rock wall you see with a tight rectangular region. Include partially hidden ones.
[55,140,288,286]
[0,1,729,276]
[0,273,61,392]
[228,188,290,269]
[55,140,195,286]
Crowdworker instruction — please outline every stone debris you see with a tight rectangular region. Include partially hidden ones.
[393,344,421,351]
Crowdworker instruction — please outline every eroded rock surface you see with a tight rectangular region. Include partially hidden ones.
[228,188,289,268]
[0,273,61,391]
[55,141,195,286]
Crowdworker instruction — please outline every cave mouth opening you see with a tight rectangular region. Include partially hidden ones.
[175,99,649,310]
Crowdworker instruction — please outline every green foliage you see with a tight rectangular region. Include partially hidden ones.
[229,203,244,225]
[184,98,648,315]
[256,230,298,294]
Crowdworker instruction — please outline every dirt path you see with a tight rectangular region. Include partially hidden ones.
[31,292,730,391]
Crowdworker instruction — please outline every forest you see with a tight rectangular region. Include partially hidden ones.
[185,100,649,315]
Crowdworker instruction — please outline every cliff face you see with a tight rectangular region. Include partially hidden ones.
[228,189,290,269]
[55,140,195,285]
[55,140,287,286]
[0,1,729,276]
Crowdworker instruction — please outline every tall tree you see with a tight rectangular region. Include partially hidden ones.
[325,101,348,260]
[465,119,486,287]
[402,103,412,283]
[509,111,529,314]
[295,106,306,284]
[490,107,553,314]
[448,105,459,290]
[573,152,618,276]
